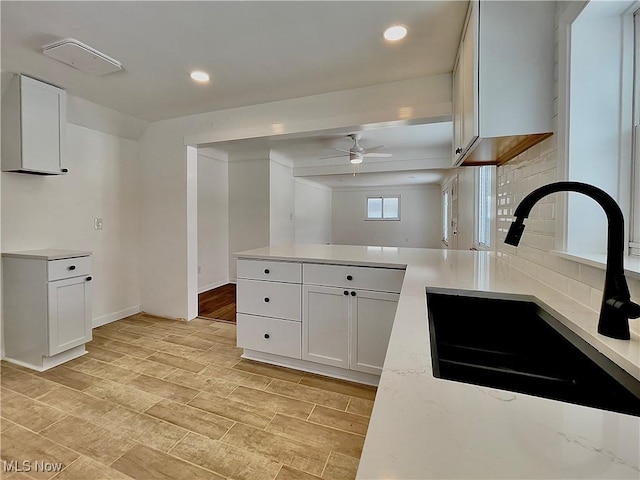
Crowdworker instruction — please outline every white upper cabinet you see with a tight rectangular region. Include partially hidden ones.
[452,0,554,166]
[2,74,67,175]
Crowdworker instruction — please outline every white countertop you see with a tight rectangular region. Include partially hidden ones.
[237,245,640,478]
[2,249,92,260]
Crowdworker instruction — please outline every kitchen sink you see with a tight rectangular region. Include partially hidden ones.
[426,288,640,417]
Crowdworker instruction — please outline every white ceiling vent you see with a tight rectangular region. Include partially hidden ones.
[42,38,122,75]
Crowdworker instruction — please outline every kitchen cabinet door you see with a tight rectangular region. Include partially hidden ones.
[47,275,92,356]
[1,75,67,174]
[350,290,399,375]
[302,285,349,368]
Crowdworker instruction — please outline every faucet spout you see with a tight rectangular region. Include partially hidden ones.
[505,181,637,340]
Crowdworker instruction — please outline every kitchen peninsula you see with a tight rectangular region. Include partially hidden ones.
[236,244,639,479]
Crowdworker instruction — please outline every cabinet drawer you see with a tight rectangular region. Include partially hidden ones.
[237,279,301,321]
[237,314,301,359]
[303,264,404,293]
[48,256,91,281]
[237,259,301,283]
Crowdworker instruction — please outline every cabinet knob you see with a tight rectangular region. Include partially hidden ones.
[264,269,270,274]
[61,168,69,173]
[344,290,349,295]
[455,147,462,155]
[346,275,353,281]
[86,276,92,281]
[350,291,356,296]
[264,297,270,303]
[68,265,76,270]
[264,333,270,339]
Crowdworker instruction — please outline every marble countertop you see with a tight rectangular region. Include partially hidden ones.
[236,245,640,479]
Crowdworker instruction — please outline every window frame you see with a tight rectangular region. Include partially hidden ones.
[442,189,450,247]
[631,8,640,256]
[365,195,401,221]
[474,165,495,250]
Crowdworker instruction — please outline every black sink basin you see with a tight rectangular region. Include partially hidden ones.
[426,288,640,417]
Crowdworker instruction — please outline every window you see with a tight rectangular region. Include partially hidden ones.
[474,166,494,249]
[366,195,400,220]
[560,0,638,256]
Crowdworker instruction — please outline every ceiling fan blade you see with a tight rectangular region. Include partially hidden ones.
[334,148,351,153]
[362,145,388,153]
[319,153,348,160]
[364,152,393,158]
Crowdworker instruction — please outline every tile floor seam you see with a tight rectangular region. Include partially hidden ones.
[319,451,333,478]
[48,454,82,480]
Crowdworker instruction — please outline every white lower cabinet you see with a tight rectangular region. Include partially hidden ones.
[2,250,93,371]
[236,257,403,383]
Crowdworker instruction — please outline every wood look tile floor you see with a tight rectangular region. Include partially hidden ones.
[0,313,376,480]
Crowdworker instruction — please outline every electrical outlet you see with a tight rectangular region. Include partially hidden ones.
[94,218,103,230]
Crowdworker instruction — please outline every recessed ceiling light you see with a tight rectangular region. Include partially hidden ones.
[384,25,408,42]
[190,71,210,82]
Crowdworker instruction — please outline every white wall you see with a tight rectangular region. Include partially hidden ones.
[1,124,141,326]
[295,178,332,244]
[269,157,295,246]
[228,156,270,281]
[331,185,442,248]
[197,152,229,293]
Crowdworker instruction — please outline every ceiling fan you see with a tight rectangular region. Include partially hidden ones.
[322,134,393,164]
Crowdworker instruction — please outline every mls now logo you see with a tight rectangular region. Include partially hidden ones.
[3,460,63,473]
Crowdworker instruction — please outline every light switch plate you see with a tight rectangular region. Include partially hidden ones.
[94,218,103,230]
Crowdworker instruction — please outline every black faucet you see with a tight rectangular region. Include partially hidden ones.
[505,181,640,340]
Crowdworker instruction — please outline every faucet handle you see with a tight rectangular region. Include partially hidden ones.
[605,298,640,319]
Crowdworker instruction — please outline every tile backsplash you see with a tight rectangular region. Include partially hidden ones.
[496,136,640,320]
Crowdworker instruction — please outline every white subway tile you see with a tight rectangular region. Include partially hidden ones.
[578,264,606,289]
[568,278,593,308]
[536,266,569,294]
[558,258,579,279]
[590,288,604,312]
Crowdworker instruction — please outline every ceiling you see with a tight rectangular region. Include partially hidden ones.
[1,1,468,122]
[2,1,465,188]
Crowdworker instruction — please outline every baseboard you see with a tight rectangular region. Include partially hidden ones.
[198,279,231,294]
[92,305,141,328]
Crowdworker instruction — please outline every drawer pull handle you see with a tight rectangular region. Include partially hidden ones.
[264,333,270,339]
[346,275,353,281]
[86,276,93,281]
[68,265,76,270]
[264,297,270,303]
[344,290,349,296]
[264,269,270,274]
[61,168,69,173]
[350,291,356,296]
